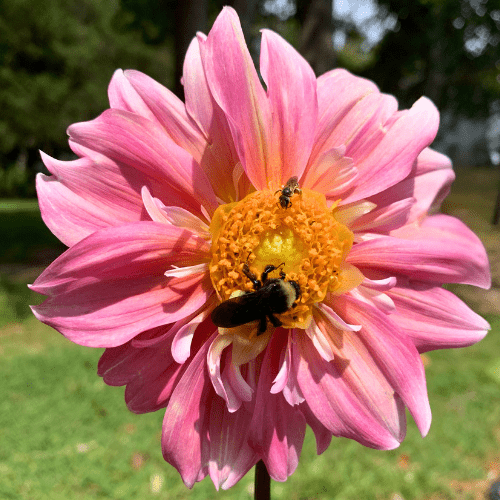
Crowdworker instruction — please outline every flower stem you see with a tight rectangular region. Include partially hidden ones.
[254,460,271,500]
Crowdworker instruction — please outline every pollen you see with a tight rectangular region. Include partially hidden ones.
[209,188,355,329]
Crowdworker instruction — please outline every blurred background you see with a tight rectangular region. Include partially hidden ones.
[1,0,500,499]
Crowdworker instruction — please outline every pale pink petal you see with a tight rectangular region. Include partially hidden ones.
[351,197,415,233]
[200,7,272,190]
[348,214,491,288]
[68,109,219,216]
[305,318,335,362]
[171,305,213,363]
[301,146,358,195]
[294,328,402,449]
[260,29,317,183]
[141,185,172,224]
[388,282,490,352]
[208,395,258,490]
[30,222,212,347]
[333,200,377,226]
[349,287,396,315]
[164,263,209,279]
[142,186,211,238]
[271,332,305,406]
[207,335,241,411]
[122,70,206,163]
[224,359,254,404]
[333,293,432,436]
[162,332,217,488]
[160,208,210,237]
[361,276,397,291]
[249,333,306,481]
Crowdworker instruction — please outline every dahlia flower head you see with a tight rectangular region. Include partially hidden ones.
[31,7,491,490]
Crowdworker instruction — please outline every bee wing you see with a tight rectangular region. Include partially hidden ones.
[211,293,262,328]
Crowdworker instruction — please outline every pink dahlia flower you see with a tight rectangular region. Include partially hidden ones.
[31,6,491,490]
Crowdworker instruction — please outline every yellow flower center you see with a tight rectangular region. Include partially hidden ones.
[209,188,354,331]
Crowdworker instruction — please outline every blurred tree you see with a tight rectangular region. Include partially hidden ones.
[347,0,500,119]
[297,0,336,75]
[0,0,172,194]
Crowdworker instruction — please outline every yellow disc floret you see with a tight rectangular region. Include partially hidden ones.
[209,187,355,331]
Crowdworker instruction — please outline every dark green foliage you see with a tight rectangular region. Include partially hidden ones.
[0,0,173,192]
[357,0,500,118]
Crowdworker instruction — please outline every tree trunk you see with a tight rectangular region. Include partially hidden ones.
[297,0,336,75]
[174,0,208,99]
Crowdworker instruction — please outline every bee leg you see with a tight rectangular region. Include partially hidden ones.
[268,313,282,327]
[257,316,268,335]
[243,263,261,290]
[261,263,286,283]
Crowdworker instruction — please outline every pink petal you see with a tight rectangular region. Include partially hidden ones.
[333,293,432,436]
[341,97,440,203]
[294,329,402,449]
[182,35,214,135]
[367,147,455,224]
[162,331,217,488]
[119,70,207,163]
[348,214,491,288]
[108,69,159,123]
[247,333,306,482]
[310,306,408,441]
[125,317,216,414]
[208,395,258,490]
[307,69,378,173]
[183,36,242,203]
[299,402,332,455]
[388,282,490,352]
[200,7,272,190]
[38,152,147,246]
[68,109,219,216]
[98,325,171,385]
[260,29,318,183]
[30,222,212,347]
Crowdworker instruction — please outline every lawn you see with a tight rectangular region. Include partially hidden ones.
[1,167,499,500]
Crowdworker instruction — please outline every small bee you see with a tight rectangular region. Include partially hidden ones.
[211,263,301,335]
[275,176,301,209]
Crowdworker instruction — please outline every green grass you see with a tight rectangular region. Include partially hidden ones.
[1,167,499,499]
[1,317,499,500]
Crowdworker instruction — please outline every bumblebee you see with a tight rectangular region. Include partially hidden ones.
[275,176,301,209]
[211,263,301,335]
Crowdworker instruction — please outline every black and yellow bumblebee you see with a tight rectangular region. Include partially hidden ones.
[211,263,301,335]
